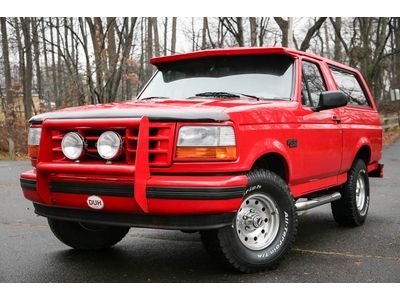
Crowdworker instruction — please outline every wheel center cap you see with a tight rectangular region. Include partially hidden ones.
[242,211,263,231]
[253,216,263,228]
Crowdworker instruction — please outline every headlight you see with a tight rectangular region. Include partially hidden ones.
[61,132,85,160]
[97,131,123,160]
[28,127,42,159]
[176,126,236,160]
[28,127,42,146]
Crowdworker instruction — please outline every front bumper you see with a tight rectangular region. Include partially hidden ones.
[20,170,247,216]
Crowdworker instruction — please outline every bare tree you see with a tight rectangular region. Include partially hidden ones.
[201,17,207,49]
[249,17,257,46]
[153,17,160,57]
[163,17,168,55]
[20,17,34,119]
[171,17,177,54]
[1,18,13,106]
[219,17,244,46]
[49,18,59,106]
[274,17,289,47]
[299,17,327,51]
[31,18,43,99]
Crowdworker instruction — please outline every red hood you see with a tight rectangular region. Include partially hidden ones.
[29,98,298,124]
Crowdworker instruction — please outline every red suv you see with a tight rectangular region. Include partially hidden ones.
[20,47,383,273]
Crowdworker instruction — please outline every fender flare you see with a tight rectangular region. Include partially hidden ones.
[351,137,372,165]
[241,137,293,182]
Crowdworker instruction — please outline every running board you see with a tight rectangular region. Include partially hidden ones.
[295,192,341,211]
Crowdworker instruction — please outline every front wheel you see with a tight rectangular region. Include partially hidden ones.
[48,218,130,250]
[200,170,298,273]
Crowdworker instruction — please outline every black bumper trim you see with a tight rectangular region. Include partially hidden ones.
[50,181,245,200]
[50,181,134,197]
[33,203,235,230]
[20,178,37,191]
[146,186,245,200]
[22,180,245,200]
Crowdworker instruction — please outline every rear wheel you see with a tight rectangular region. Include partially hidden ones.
[200,169,298,273]
[331,159,370,226]
[48,218,130,250]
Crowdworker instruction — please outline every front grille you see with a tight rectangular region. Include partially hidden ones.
[50,122,175,167]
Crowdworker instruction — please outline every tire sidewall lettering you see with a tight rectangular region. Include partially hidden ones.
[244,184,262,196]
[256,211,289,258]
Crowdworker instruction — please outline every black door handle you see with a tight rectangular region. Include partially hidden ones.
[332,115,341,124]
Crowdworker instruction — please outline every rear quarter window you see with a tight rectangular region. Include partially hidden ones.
[329,67,371,107]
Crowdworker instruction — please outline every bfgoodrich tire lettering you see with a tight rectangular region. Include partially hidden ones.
[48,218,130,250]
[200,169,298,273]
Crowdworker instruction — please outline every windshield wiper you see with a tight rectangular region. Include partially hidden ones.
[140,96,169,100]
[192,91,262,100]
[194,92,241,98]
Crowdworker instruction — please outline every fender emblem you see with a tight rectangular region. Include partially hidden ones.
[87,195,104,210]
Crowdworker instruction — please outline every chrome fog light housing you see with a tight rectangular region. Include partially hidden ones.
[61,132,85,160]
[97,131,123,160]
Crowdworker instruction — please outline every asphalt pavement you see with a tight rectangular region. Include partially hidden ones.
[1,141,399,282]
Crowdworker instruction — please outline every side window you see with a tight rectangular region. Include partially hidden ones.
[330,67,370,107]
[302,61,327,107]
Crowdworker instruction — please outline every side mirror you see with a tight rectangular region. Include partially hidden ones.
[315,91,348,111]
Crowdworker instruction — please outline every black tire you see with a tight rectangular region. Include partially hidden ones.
[200,169,298,273]
[48,218,130,250]
[331,159,370,226]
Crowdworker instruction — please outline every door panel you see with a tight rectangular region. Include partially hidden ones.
[299,108,342,182]
[297,59,343,186]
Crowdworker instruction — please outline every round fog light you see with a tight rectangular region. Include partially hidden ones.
[97,131,123,160]
[61,132,85,160]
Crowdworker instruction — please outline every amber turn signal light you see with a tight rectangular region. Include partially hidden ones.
[28,145,39,159]
[176,146,237,160]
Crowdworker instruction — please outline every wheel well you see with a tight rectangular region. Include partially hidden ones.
[355,145,371,166]
[251,153,289,183]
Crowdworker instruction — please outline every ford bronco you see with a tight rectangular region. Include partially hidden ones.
[20,47,383,273]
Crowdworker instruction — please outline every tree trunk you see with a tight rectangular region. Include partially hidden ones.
[146,17,154,79]
[201,17,207,49]
[32,17,43,99]
[41,18,50,104]
[20,17,34,120]
[163,17,168,55]
[236,17,244,46]
[1,18,13,106]
[56,17,63,106]
[14,18,25,94]
[86,17,106,103]
[323,21,331,58]
[171,17,177,54]
[109,17,137,102]
[78,17,96,104]
[49,18,59,106]
[300,17,327,51]
[258,18,269,47]
[249,17,257,46]
[333,17,342,61]
[139,18,145,89]
[153,17,160,57]
[105,17,117,101]
[274,17,288,47]
[393,18,400,89]
[205,17,216,48]
[1,17,17,158]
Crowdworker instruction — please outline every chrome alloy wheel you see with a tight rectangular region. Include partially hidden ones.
[356,170,367,214]
[235,193,280,251]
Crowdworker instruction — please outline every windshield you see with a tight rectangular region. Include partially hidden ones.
[138,54,295,100]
